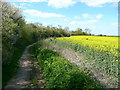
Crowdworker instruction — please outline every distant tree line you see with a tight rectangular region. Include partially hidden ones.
[22,23,70,42]
[2,0,98,66]
[1,0,70,65]
[96,34,107,36]
[70,28,93,36]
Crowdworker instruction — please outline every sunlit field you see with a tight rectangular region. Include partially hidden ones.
[57,36,119,57]
[50,36,119,80]
[2,0,118,88]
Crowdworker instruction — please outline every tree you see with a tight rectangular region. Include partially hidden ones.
[64,26,69,31]
[58,25,62,29]
[76,28,82,32]
[84,28,91,34]
[2,0,24,65]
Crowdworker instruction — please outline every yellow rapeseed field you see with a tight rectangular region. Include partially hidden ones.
[49,35,119,84]
[56,36,119,57]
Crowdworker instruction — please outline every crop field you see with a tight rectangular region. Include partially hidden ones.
[57,36,119,57]
[3,0,119,89]
[49,36,119,82]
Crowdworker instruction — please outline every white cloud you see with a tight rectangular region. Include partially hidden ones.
[74,16,81,19]
[25,19,33,22]
[64,18,68,21]
[63,17,71,21]
[82,13,103,19]
[19,3,27,8]
[42,22,50,26]
[111,22,119,26]
[78,0,119,7]
[23,9,65,18]
[82,13,91,18]
[19,3,26,6]
[48,0,76,8]
[9,0,76,8]
[96,14,103,19]
[9,0,119,8]
[111,2,118,7]
[8,0,48,2]
[70,20,97,25]
[11,2,31,9]
[88,20,97,22]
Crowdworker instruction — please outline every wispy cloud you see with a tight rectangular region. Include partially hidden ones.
[8,0,48,2]
[25,19,33,22]
[48,0,76,8]
[70,20,97,25]
[74,16,81,19]
[82,13,92,18]
[11,2,31,9]
[78,0,119,7]
[8,0,119,8]
[82,13,103,19]
[23,9,65,18]
[111,22,119,27]
[96,14,103,19]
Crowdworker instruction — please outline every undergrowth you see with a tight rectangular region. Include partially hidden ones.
[35,44,103,89]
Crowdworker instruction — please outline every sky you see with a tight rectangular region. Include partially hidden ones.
[8,0,119,36]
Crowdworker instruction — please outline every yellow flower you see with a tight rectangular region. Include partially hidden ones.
[57,36,119,56]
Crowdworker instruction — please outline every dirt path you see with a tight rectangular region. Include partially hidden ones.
[5,43,44,89]
[4,41,118,89]
[44,41,118,88]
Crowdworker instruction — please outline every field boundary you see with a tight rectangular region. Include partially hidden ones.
[44,40,118,88]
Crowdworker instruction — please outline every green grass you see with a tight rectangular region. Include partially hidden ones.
[2,38,34,87]
[27,40,104,89]
[47,39,118,78]
[36,47,103,89]
[45,38,119,88]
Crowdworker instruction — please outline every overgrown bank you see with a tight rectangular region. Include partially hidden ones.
[45,37,118,88]
[29,41,103,89]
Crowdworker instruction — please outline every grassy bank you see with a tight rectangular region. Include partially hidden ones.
[46,38,118,77]
[29,41,103,89]
[45,37,118,88]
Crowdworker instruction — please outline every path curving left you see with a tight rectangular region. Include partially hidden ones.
[4,43,37,89]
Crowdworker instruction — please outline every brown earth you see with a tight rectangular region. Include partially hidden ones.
[4,43,45,89]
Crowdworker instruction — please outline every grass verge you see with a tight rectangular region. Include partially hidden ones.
[38,48,103,89]
[30,41,103,89]
[45,38,118,88]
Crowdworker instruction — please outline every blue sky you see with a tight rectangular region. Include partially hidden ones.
[9,0,118,36]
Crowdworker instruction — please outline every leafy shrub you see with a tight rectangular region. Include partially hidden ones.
[37,49,59,61]
[37,48,103,89]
